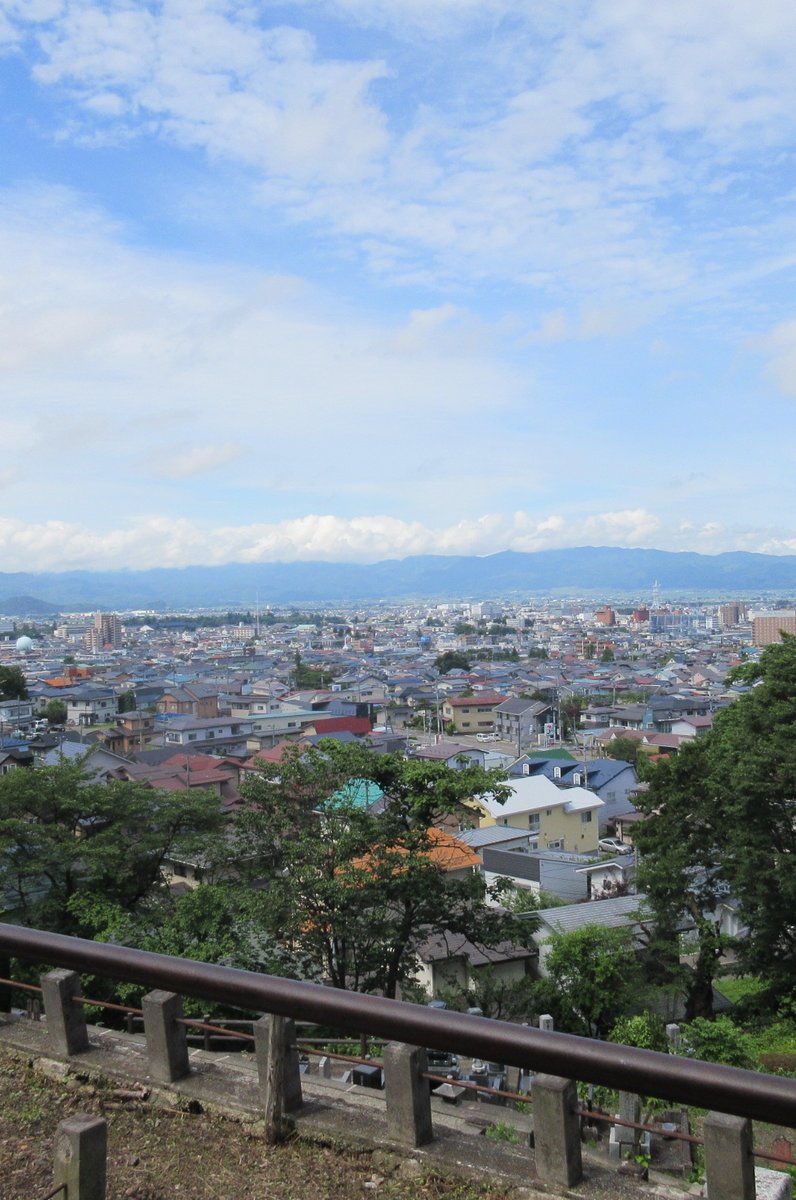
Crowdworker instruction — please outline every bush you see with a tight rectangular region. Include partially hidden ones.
[609,1012,669,1053]
[681,1017,757,1070]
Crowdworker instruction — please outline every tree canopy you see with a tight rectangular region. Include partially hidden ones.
[635,634,796,1016]
[0,666,28,701]
[545,925,643,1037]
[0,758,225,937]
[236,740,535,998]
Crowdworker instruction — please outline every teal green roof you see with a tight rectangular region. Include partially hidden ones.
[326,777,385,810]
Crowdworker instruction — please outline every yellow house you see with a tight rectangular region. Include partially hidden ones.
[472,774,603,853]
[441,691,506,734]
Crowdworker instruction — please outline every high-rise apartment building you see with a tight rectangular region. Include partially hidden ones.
[85,611,123,652]
[751,611,796,647]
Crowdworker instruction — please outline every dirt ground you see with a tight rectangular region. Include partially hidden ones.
[0,1046,518,1200]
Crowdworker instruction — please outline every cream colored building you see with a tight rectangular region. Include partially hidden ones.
[471,773,603,853]
[751,611,796,647]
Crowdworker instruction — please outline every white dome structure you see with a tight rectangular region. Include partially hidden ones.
[15,635,34,653]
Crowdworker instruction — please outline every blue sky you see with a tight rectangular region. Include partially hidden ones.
[2,0,796,571]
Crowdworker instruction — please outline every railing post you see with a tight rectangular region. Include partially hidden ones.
[142,990,190,1083]
[703,1111,755,1200]
[53,1113,107,1200]
[41,969,89,1056]
[0,953,11,1013]
[383,1042,434,1148]
[254,1014,302,1143]
[532,1074,582,1188]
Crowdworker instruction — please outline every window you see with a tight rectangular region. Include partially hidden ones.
[529,815,540,832]
[581,811,592,824]
[548,838,564,850]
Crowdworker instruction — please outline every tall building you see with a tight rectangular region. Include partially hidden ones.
[85,611,123,652]
[751,611,796,647]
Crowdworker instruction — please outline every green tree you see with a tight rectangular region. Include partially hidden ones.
[583,641,596,659]
[680,1016,756,1070]
[600,646,615,662]
[0,759,225,937]
[292,651,328,689]
[603,737,642,768]
[236,740,534,998]
[609,1012,669,1053]
[635,635,796,1016]
[0,666,28,700]
[43,699,67,726]
[434,651,472,674]
[545,925,644,1038]
[117,690,137,713]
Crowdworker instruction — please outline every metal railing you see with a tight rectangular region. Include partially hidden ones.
[2,923,796,1131]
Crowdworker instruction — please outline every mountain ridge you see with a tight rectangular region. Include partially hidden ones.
[2,547,796,610]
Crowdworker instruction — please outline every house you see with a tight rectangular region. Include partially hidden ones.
[494,697,553,747]
[472,773,604,853]
[97,710,156,755]
[410,743,487,770]
[474,842,633,904]
[156,684,220,719]
[515,756,638,833]
[0,698,35,732]
[158,715,254,753]
[440,691,507,735]
[531,893,650,976]
[414,930,537,1000]
[65,687,117,727]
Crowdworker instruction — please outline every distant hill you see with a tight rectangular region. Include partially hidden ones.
[0,594,61,615]
[1,547,796,610]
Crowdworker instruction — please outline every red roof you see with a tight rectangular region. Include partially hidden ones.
[308,716,372,735]
[445,692,506,708]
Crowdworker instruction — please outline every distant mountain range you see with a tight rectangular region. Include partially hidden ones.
[2,548,796,612]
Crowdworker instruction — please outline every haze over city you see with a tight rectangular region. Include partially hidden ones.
[3,1,796,572]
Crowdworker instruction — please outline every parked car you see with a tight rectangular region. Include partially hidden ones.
[598,837,633,855]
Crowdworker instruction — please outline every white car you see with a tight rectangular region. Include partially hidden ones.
[598,837,633,856]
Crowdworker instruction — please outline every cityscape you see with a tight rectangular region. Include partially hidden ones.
[4,0,796,1194]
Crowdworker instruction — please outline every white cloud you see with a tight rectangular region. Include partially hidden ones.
[7,1,796,303]
[148,442,243,480]
[0,508,788,572]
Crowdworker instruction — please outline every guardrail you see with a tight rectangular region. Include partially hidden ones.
[1,923,794,1199]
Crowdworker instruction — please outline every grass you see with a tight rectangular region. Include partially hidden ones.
[0,1047,514,1200]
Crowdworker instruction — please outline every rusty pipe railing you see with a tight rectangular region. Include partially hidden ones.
[2,923,796,1128]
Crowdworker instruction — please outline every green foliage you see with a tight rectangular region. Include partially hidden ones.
[485,1121,521,1144]
[434,651,472,674]
[454,623,476,635]
[117,689,137,713]
[600,646,615,662]
[438,967,543,1022]
[609,1012,669,1053]
[0,759,225,937]
[0,666,28,700]
[681,1016,757,1070]
[43,699,67,726]
[293,651,330,689]
[545,925,644,1038]
[636,635,796,1016]
[70,885,318,1015]
[237,740,535,997]
[602,737,641,767]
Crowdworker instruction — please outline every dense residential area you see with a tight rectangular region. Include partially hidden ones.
[1,591,796,1090]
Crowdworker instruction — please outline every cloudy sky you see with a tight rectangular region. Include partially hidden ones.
[2,0,796,571]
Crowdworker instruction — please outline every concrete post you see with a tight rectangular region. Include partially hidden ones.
[538,1013,555,1031]
[666,1022,681,1053]
[53,1113,107,1200]
[703,1111,755,1200]
[41,969,89,1057]
[0,954,11,1014]
[533,1074,583,1188]
[142,989,190,1083]
[254,1014,303,1142]
[383,1042,434,1148]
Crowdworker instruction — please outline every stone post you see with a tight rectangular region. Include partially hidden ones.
[142,989,190,1083]
[533,1074,583,1188]
[703,1111,755,1200]
[666,1023,681,1053]
[538,1014,555,1031]
[0,954,11,1014]
[383,1042,434,1148]
[41,969,89,1057]
[254,1014,303,1142]
[53,1114,107,1200]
